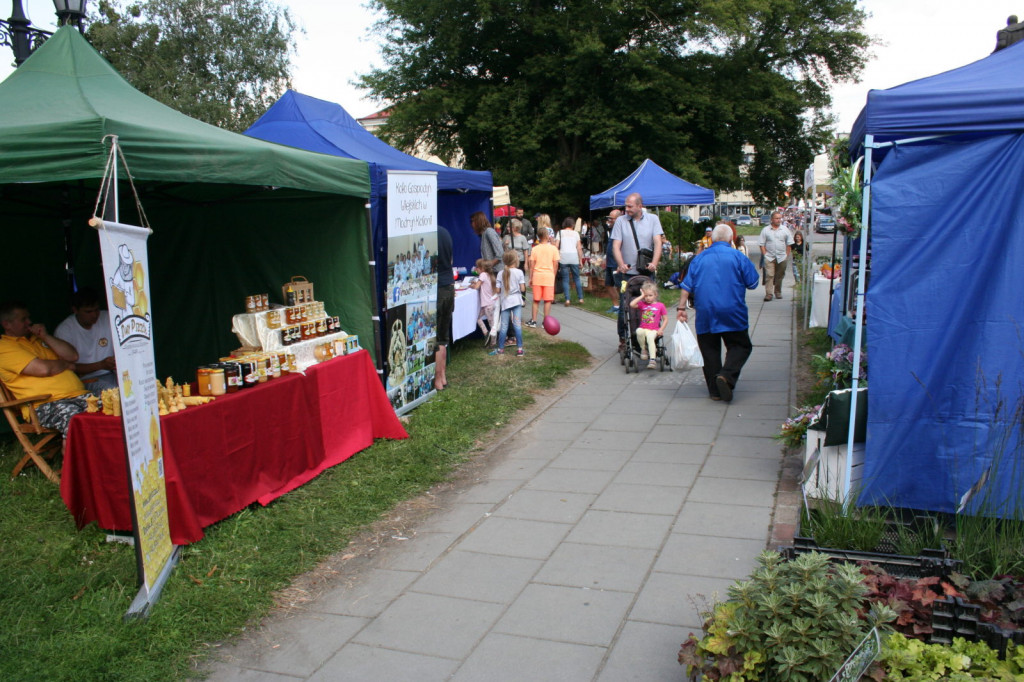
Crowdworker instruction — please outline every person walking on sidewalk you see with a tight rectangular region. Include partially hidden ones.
[758,211,792,301]
[558,217,585,306]
[676,224,759,402]
[527,227,559,328]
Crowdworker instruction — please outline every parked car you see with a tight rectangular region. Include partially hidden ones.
[816,216,836,233]
[760,214,774,226]
[734,214,752,226]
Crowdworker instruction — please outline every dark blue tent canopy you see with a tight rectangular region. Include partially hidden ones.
[850,40,1024,159]
[850,42,1024,517]
[245,90,493,277]
[589,159,714,209]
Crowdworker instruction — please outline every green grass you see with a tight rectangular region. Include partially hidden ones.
[0,333,589,681]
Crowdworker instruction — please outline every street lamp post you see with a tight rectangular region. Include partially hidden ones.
[0,0,87,66]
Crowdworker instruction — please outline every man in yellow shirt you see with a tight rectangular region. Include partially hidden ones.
[0,301,89,435]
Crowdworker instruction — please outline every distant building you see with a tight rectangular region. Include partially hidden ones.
[356,108,456,167]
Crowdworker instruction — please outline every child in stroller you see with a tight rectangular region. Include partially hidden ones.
[619,275,669,372]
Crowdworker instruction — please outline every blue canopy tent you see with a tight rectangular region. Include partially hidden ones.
[849,41,1024,517]
[589,159,714,209]
[245,90,494,294]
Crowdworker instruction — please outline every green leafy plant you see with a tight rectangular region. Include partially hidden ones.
[679,551,893,681]
[870,632,1024,680]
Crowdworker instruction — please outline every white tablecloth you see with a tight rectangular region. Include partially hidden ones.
[809,273,840,328]
[453,286,479,341]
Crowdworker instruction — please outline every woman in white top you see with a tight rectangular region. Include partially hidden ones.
[558,217,585,305]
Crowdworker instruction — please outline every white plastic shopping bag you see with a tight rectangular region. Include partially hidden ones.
[670,321,704,371]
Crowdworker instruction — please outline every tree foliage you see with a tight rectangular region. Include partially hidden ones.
[360,0,870,215]
[87,0,298,132]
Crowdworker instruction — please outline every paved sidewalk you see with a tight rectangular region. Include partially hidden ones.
[205,280,797,682]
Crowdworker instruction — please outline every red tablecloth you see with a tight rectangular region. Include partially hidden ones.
[61,350,407,544]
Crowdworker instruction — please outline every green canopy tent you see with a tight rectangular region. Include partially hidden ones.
[0,28,374,378]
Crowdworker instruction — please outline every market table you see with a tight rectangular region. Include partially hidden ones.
[453,285,479,341]
[61,350,407,544]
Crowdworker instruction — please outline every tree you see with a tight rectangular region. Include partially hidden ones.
[360,0,870,215]
[87,0,298,132]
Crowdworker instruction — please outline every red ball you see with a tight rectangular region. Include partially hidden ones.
[543,316,560,335]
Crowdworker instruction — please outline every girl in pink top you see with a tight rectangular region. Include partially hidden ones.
[629,281,668,369]
[470,258,498,343]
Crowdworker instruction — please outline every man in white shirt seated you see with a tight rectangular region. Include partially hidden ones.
[54,286,119,392]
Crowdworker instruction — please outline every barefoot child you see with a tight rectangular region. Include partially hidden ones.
[469,258,497,344]
[630,280,668,369]
[528,227,559,327]
[490,250,526,356]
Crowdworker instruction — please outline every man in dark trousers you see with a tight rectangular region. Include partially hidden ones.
[675,223,759,402]
[433,226,454,392]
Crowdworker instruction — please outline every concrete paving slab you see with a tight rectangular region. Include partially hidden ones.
[631,441,709,464]
[566,509,674,549]
[501,438,572,460]
[413,502,493,535]
[376,532,458,572]
[449,477,523,504]
[548,447,633,472]
[711,435,787,459]
[592,483,687,516]
[351,592,504,659]
[214,612,368,678]
[686,476,778,508]
[457,517,570,559]
[700,454,782,481]
[526,419,592,441]
[571,429,649,452]
[409,550,541,603]
[645,424,720,444]
[485,456,551,480]
[206,667,303,682]
[587,412,661,432]
[493,583,634,646]
[596,620,691,682]
[309,643,459,682]
[525,466,617,494]
[534,542,657,592]
[674,501,773,540]
[315,568,419,618]
[452,634,606,682]
[613,461,698,488]
[629,572,735,627]
[492,488,596,524]
[654,534,765,580]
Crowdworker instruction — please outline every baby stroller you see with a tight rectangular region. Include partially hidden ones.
[618,275,669,373]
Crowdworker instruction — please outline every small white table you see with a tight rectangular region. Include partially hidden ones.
[453,286,480,341]
[809,273,840,328]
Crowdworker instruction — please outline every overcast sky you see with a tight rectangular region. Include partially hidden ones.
[3,0,1018,133]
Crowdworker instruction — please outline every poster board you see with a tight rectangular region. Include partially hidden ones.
[384,171,439,414]
[93,218,179,618]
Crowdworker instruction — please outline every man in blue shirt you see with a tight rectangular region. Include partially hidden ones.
[676,224,759,401]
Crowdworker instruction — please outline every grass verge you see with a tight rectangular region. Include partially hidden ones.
[0,332,589,682]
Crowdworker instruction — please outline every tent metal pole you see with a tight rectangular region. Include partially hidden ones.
[804,165,815,328]
[843,142,872,513]
[365,201,384,381]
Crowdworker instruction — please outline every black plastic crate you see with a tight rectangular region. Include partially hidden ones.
[784,536,961,580]
[930,596,1024,660]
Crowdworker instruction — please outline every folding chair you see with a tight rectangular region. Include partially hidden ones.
[0,379,61,484]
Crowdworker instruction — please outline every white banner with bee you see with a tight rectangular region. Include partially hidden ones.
[92,217,177,616]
